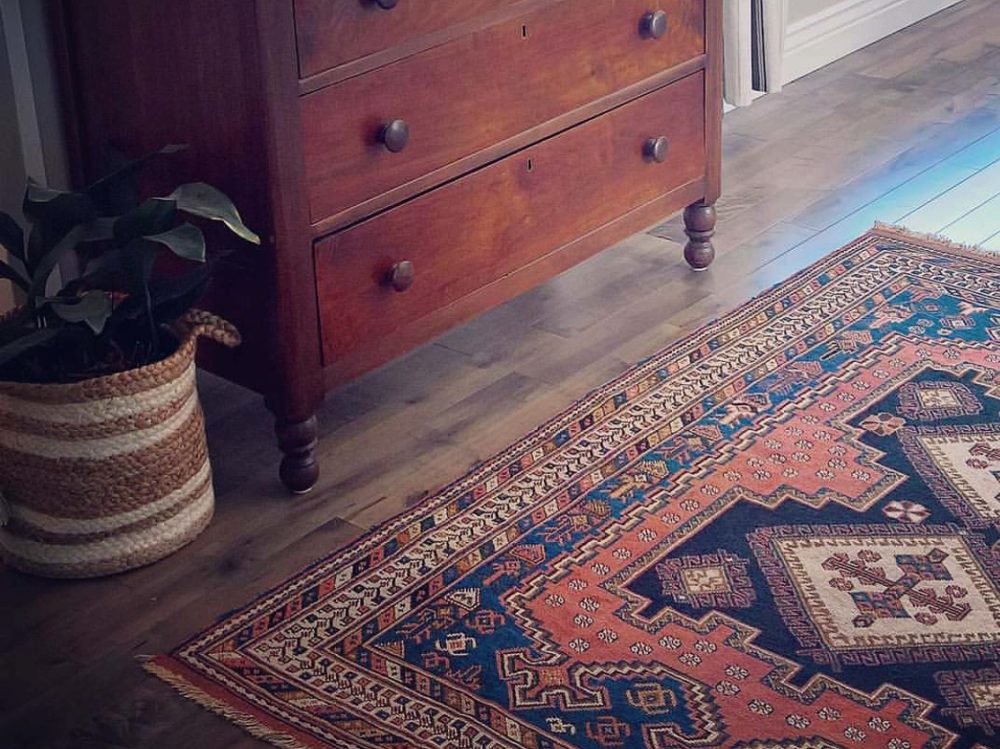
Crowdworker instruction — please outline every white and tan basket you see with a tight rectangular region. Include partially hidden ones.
[0,310,239,578]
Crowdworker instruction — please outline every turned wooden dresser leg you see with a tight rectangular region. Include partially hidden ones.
[273,414,319,494]
[683,200,717,271]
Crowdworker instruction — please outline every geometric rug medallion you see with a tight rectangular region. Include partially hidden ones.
[146,227,1000,748]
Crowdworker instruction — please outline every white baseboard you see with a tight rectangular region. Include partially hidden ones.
[783,0,966,84]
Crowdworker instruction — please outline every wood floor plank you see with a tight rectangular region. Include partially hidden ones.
[941,193,1000,245]
[792,117,1000,230]
[5,4,1000,747]
[984,230,1000,251]
[792,122,1000,230]
[897,158,1000,234]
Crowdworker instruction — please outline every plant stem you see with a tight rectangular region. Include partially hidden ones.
[144,285,157,360]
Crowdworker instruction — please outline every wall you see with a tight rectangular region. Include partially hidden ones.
[789,0,833,24]
[784,0,967,83]
[0,0,69,313]
[0,7,24,313]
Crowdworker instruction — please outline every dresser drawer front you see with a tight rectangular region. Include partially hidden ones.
[302,0,705,223]
[294,0,524,79]
[315,72,705,367]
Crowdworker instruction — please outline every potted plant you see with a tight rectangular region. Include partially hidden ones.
[0,146,259,578]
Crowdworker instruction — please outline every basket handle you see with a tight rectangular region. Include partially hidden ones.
[180,309,241,349]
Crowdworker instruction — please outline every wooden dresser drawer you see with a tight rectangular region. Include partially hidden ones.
[315,72,705,371]
[293,0,524,80]
[302,0,705,223]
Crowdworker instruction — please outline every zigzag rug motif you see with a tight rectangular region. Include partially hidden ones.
[146,226,1000,749]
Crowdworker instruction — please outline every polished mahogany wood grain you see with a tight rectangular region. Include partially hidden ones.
[704,0,723,204]
[56,0,325,490]
[301,0,705,222]
[683,200,716,269]
[55,0,278,397]
[294,0,527,80]
[297,1,552,93]
[309,55,706,237]
[682,0,721,270]
[252,0,326,462]
[54,0,720,494]
[322,176,706,388]
[315,72,706,375]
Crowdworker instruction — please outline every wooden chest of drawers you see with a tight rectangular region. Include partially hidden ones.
[54,0,722,493]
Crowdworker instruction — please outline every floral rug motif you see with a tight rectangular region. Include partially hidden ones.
[147,226,1000,749]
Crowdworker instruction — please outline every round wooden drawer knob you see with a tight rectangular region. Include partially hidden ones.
[386,260,415,292]
[640,10,668,39]
[379,119,410,153]
[643,136,670,163]
[373,0,398,9]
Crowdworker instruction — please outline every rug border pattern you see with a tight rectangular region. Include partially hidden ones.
[145,225,999,749]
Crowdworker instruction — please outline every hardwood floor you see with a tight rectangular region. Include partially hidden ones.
[3,2,999,746]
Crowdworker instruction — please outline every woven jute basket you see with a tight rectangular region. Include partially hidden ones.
[0,310,239,578]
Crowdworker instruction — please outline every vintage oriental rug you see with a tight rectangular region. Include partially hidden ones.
[147,227,1000,749]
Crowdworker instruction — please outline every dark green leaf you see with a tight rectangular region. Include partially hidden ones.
[110,248,154,322]
[0,211,25,263]
[113,262,210,329]
[86,144,188,214]
[24,181,68,204]
[50,290,113,334]
[114,198,177,244]
[85,144,187,199]
[22,180,96,227]
[165,183,260,245]
[79,217,116,243]
[77,247,126,290]
[117,238,159,350]
[143,222,205,262]
[0,327,60,368]
[150,264,211,325]
[26,224,44,272]
[93,148,141,215]
[22,181,96,273]
[122,238,157,299]
[0,257,29,292]
[28,224,87,300]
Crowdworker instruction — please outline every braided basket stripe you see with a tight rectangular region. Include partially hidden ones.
[0,311,239,578]
[0,364,196,428]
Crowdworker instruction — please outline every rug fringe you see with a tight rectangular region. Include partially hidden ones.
[871,222,999,262]
[139,656,317,749]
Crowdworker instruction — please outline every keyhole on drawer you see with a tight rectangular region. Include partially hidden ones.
[521,24,529,39]
[526,158,534,172]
